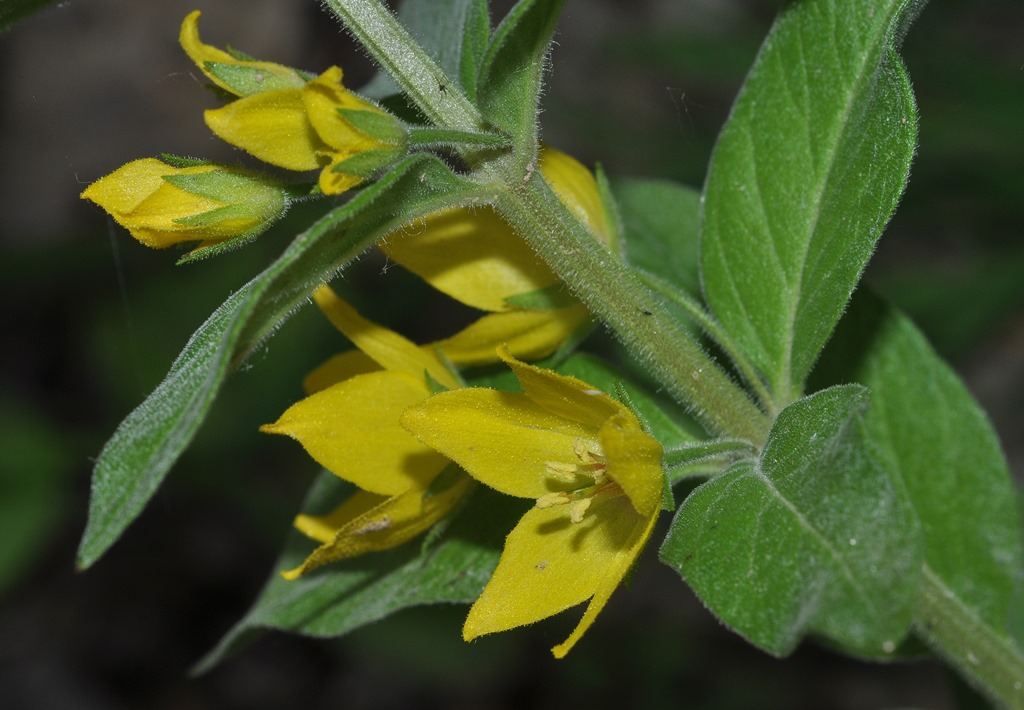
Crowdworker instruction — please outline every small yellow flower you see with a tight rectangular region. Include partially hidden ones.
[80,157,285,250]
[401,347,664,657]
[261,286,472,578]
[182,11,403,195]
[382,147,613,364]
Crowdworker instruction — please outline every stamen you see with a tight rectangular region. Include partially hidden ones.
[536,492,570,508]
[573,437,603,464]
[545,460,579,482]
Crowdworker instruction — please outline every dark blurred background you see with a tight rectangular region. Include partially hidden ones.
[1,0,1021,708]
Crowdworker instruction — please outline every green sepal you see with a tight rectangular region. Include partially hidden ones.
[158,153,215,169]
[502,283,576,310]
[331,147,406,179]
[337,107,407,144]
[174,230,266,266]
[163,170,284,206]
[172,204,257,229]
[202,59,306,96]
[476,0,566,166]
[192,472,522,674]
[661,385,923,658]
[76,155,495,570]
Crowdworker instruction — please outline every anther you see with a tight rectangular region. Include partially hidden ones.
[569,498,592,523]
[536,492,570,509]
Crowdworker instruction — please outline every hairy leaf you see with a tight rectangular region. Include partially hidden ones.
[661,385,922,656]
[77,156,490,569]
[814,293,1022,637]
[614,177,701,299]
[359,0,489,100]
[701,0,920,403]
[476,0,566,166]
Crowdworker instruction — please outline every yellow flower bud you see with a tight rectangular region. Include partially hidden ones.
[80,158,286,250]
[182,12,405,195]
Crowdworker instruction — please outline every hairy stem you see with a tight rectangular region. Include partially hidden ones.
[916,565,1024,709]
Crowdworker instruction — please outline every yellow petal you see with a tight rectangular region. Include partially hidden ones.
[436,305,591,367]
[599,411,664,518]
[283,472,473,579]
[500,348,621,431]
[381,207,558,313]
[204,90,324,171]
[317,157,366,196]
[302,349,379,394]
[313,285,459,389]
[80,159,227,248]
[304,67,386,152]
[294,489,388,544]
[540,146,612,246]
[401,388,591,498]
[550,498,658,658]
[261,370,447,496]
[179,11,305,96]
[463,493,648,648]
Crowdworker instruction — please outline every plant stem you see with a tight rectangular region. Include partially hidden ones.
[636,269,774,411]
[322,0,482,131]
[322,0,770,443]
[494,171,770,442]
[916,565,1024,709]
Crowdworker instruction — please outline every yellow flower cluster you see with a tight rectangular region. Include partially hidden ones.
[263,148,664,656]
[82,11,666,657]
[81,11,404,252]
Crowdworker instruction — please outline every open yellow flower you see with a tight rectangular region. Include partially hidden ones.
[261,285,472,579]
[382,147,613,365]
[80,157,285,250]
[401,347,664,657]
[182,11,403,195]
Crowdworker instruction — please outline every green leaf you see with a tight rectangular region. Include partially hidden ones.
[476,0,566,165]
[193,472,521,673]
[77,156,492,569]
[700,0,920,403]
[814,292,1021,635]
[359,0,489,100]
[502,283,577,310]
[660,385,922,656]
[459,0,490,102]
[613,177,701,299]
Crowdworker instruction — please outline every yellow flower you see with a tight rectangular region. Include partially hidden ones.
[80,157,285,250]
[401,347,664,657]
[181,11,404,195]
[260,285,472,579]
[382,147,613,365]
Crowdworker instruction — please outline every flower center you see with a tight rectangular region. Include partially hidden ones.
[537,438,620,523]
